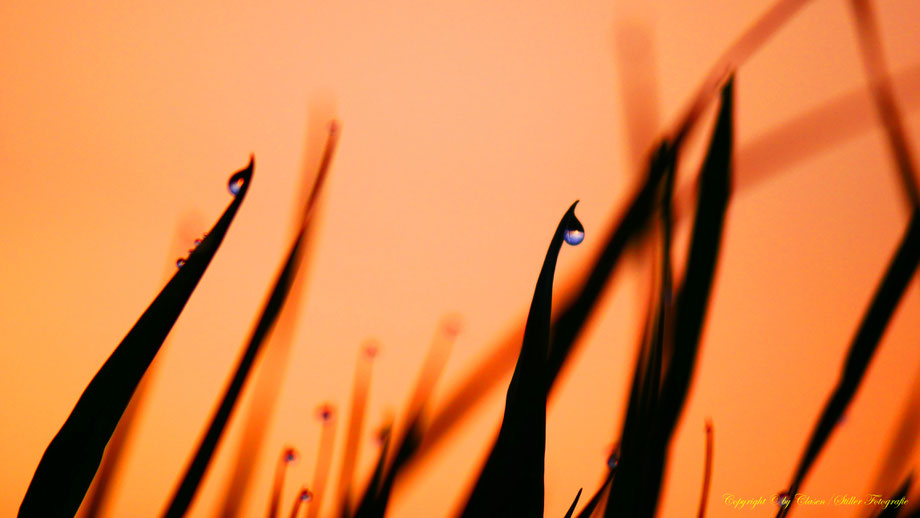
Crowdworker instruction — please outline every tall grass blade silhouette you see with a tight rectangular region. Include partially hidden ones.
[607,77,733,518]
[776,209,920,518]
[163,125,339,517]
[352,426,392,518]
[18,158,254,518]
[413,0,815,470]
[460,201,582,517]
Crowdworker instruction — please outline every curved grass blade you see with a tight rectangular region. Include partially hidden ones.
[18,158,255,518]
[563,488,583,518]
[460,201,581,517]
[776,209,920,518]
[607,77,733,518]
[163,126,338,518]
[697,420,714,518]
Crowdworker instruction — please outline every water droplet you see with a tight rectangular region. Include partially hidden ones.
[564,212,585,246]
[228,173,246,195]
[283,447,298,464]
[607,451,619,470]
[299,489,314,502]
[775,491,792,507]
[193,238,202,246]
[317,404,334,422]
[176,258,186,269]
[364,344,379,358]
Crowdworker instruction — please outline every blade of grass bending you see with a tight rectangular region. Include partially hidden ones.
[849,0,920,209]
[460,202,581,517]
[697,420,714,518]
[776,209,920,518]
[288,487,312,518]
[563,488,583,518]
[18,158,254,518]
[163,126,339,517]
[220,122,339,518]
[608,77,734,518]
[335,343,377,518]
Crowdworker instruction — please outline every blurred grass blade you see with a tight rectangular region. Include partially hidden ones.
[268,449,298,518]
[163,127,338,517]
[18,158,255,518]
[460,202,581,517]
[849,0,920,209]
[335,343,377,518]
[608,77,733,518]
[563,488,583,518]
[777,209,920,518]
[306,406,337,518]
[352,426,392,518]
[697,420,714,518]
[221,122,339,518]
[877,474,911,518]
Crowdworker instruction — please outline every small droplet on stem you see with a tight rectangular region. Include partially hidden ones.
[317,404,334,423]
[176,258,186,269]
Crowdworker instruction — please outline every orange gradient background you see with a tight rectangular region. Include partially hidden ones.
[1,0,919,517]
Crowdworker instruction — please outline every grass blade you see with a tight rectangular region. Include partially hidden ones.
[563,488,583,518]
[18,158,254,518]
[877,474,912,518]
[460,201,582,517]
[335,343,377,518]
[305,405,337,518]
[697,420,714,518]
[163,125,338,518]
[776,209,920,518]
[607,76,733,518]
[268,448,299,518]
[220,122,339,518]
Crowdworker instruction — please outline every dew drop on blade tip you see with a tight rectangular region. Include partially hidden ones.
[193,238,202,246]
[176,258,186,269]
[228,174,246,196]
[283,447,298,463]
[564,229,584,245]
[299,489,314,502]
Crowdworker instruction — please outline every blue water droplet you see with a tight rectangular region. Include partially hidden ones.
[564,229,584,245]
[299,489,314,502]
[564,209,585,246]
[193,238,202,246]
[176,258,186,269]
[228,173,246,195]
[607,451,619,470]
[775,491,792,507]
[317,404,334,422]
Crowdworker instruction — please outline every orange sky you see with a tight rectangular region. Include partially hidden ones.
[1,0,919,517]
